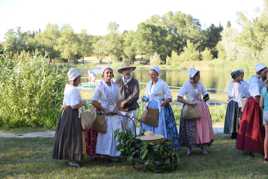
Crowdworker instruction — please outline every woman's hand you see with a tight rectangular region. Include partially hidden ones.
[161,99,171,106]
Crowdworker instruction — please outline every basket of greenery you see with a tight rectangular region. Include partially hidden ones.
[115,130,178,173]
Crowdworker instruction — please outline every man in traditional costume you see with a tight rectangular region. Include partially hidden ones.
[116,65,139,134]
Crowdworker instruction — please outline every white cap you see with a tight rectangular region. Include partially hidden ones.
[237,68,244,73]
[67,68,81,81]
[256,64,266,73]
[188,68,199,78]
[150,66,160,74]
[102,66,113,73]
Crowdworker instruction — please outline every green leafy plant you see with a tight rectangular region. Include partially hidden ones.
[0,56,69,128]
[115,130,178,173]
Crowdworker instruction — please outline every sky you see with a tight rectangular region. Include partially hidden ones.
[0,0,264,41]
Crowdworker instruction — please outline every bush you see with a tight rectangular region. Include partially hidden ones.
[115,130,178,173]
[166,51,180,65]
[201,48,213,61]
[0,56,69,128]
[178,40,200,61]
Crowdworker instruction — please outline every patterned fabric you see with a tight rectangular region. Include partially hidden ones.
[163,105,180,150]
[85,129,97,156]
[179,114,197,147]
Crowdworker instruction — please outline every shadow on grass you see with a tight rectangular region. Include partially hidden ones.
[1,136,268,178]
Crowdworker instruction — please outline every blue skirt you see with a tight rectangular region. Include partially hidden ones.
[141,105,180,150]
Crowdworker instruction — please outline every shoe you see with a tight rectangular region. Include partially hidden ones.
[264,158,268,162]
[187,148,192,156]
[201,146,208,155]
[202,148,208,155]
[67,161,80,168]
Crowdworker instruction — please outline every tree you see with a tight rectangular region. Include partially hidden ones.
[77,29,93,59]
[201,24,223,58]
[105,22,124,62]
[93,37,109,63]
[217,23,241,61]
[55,25,81,63]
[178,40,200,61]
[35,24,61,59]
[122,31,137,63]
[3,28,37,56]
[236,11,268,60]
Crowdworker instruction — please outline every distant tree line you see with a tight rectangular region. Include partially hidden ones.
[1,1,268,65]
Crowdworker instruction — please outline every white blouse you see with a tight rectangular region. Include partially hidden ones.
[92,80,119,113]
[227,81,242,107]
[63,84,81,106]
[144,78,172,103]
[248,75,265,97]
[239,80,250,98]
[178,80,208,101]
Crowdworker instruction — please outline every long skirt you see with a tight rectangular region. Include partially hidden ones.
[141,105,180,150]
[85,129,97,157]
[236,97,264,154]
[224,100,240,138]
[96,115,122,157]
[179,101,214,147]
[52,108,82,161]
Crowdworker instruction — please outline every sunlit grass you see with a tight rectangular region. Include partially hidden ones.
[1,136,268,179]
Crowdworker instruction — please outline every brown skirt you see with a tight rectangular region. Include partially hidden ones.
[52,107,82,161]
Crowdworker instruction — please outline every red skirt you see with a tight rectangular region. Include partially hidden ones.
[236,97,264,154]
[85,129,97,156]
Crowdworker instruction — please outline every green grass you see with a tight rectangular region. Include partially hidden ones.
[1,136,268,179]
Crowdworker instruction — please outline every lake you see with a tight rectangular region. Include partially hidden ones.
[79,67,230,104]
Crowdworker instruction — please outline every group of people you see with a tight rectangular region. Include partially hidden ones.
[224,64,268,161]
[52,63,268,168]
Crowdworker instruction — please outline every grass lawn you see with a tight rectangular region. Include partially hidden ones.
[1,136,268,179]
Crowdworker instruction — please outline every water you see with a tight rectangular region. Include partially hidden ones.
[80,68,228,104]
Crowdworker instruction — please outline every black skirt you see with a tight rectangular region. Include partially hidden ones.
[224,100,240,138]
[52,107,82,161]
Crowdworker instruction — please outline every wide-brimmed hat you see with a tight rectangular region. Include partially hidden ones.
[118,66,136,73]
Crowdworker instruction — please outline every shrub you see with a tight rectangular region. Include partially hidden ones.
[178,40,200,61]
[201,48,213,61]
[0,56,69,128]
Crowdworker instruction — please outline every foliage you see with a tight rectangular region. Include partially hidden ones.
[201,48,213,61]
[166,51,181,65]
[0,56,68,128]
[115,130,178,173]
[178,40,200,61]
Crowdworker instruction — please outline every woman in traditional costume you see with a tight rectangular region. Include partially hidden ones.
[236,64,268,155]
[53,68,84,168]
[177,68,214,155]
[140,66,180,150]
[92,67,123,157]
[224,70,243,139]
